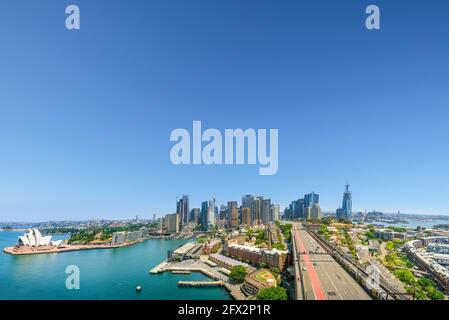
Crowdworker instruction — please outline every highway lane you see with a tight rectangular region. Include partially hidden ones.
[294,225,326,300]
[292,223,371,300]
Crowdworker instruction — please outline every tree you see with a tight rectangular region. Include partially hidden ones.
[417,277,434,288]
[394,269,415,286]
[387,226,407,233]
[407,286,426,300]
[426,286,445,300]
[229,265,247,284]
[270,267,280,276]
[256,287,288,300]
[318,226,328,235]
[197,236,206,243]
[279,224,292,242]
[365,231,376,239]
[272,242,285,251]
[385,241,394,251]
[417,277,445,300]
[256,230,266,241]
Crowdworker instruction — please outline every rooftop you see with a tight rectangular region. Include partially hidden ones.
[229,243,288,255]
[210,253,249,268]
[174,242,197,254]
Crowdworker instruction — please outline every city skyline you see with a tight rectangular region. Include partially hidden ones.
[1,1,449,221]
[1,185,448,223]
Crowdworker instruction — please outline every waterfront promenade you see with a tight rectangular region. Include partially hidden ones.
[3,238,148,256]
[178,280,224,287]
[150,258,247,300]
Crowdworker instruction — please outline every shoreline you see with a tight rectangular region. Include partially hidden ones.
[149,259,246,300]
[3,238,149,256]
[0,228,29,232]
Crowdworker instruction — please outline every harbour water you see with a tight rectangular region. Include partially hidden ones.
[0,232,231,300]
[365,218,449,229]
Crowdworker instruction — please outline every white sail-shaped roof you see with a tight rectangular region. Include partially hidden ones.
[18,236,30,246]
[17,229,57,247]
[27,231,36,246]
[40,236,52,246]
[32,229,42,246]
[50,240,63,247]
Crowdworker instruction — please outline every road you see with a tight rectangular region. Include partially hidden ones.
[292,223,371,300]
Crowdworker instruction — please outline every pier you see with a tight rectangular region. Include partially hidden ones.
[149,258,247,300]
[149,260,219,279]
[149,261,168,274]
[178,280,224,287]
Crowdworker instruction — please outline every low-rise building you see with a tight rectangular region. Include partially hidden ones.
[209,253,249,270]
[111,232,126,245]
[374,229,409,241]
[427,243,449,255]
[170,242,197,260]
[111,230,145,245]
[241,269,277,297]
[368,239,380,253]
[125,230,143,242]
[226,243,288,271]
[202,239,221,255]
[404,238,449,293]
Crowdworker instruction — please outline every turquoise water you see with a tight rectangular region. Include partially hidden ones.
[0,232,231,300]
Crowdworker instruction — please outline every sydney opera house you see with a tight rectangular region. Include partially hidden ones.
[17,228,63,247]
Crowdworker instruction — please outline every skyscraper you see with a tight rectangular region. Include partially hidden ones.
[242,194,254,221]
[303,192,320,220]
[270,204,280,222]
[227,201,239,229]
[218,205,226,219]
[227,201,238,213]
[336,208,344,219]
[200,201,209,231]
[261,198,271,225]
[241,207,252,226]
[229,208,239,228]
[304,192,319,208]
[176,195,189,229]
[190,208,200,225]
[303,206,311,219]
[165,213,179,233]
[289,198,304,219]
[341,184,352,220]
[218,205,228,229]
[201,199,216,231]
[208,199,216,230]
[253,197,262,224]
[283,207,291,219]
[310,203,322,220]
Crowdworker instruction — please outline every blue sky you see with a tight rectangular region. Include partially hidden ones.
[1,0,448,221]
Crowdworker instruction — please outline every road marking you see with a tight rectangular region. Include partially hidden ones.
[319,265,344,300]
[295,227,326,300]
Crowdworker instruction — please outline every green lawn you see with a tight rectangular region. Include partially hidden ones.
[255,270,275,283]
